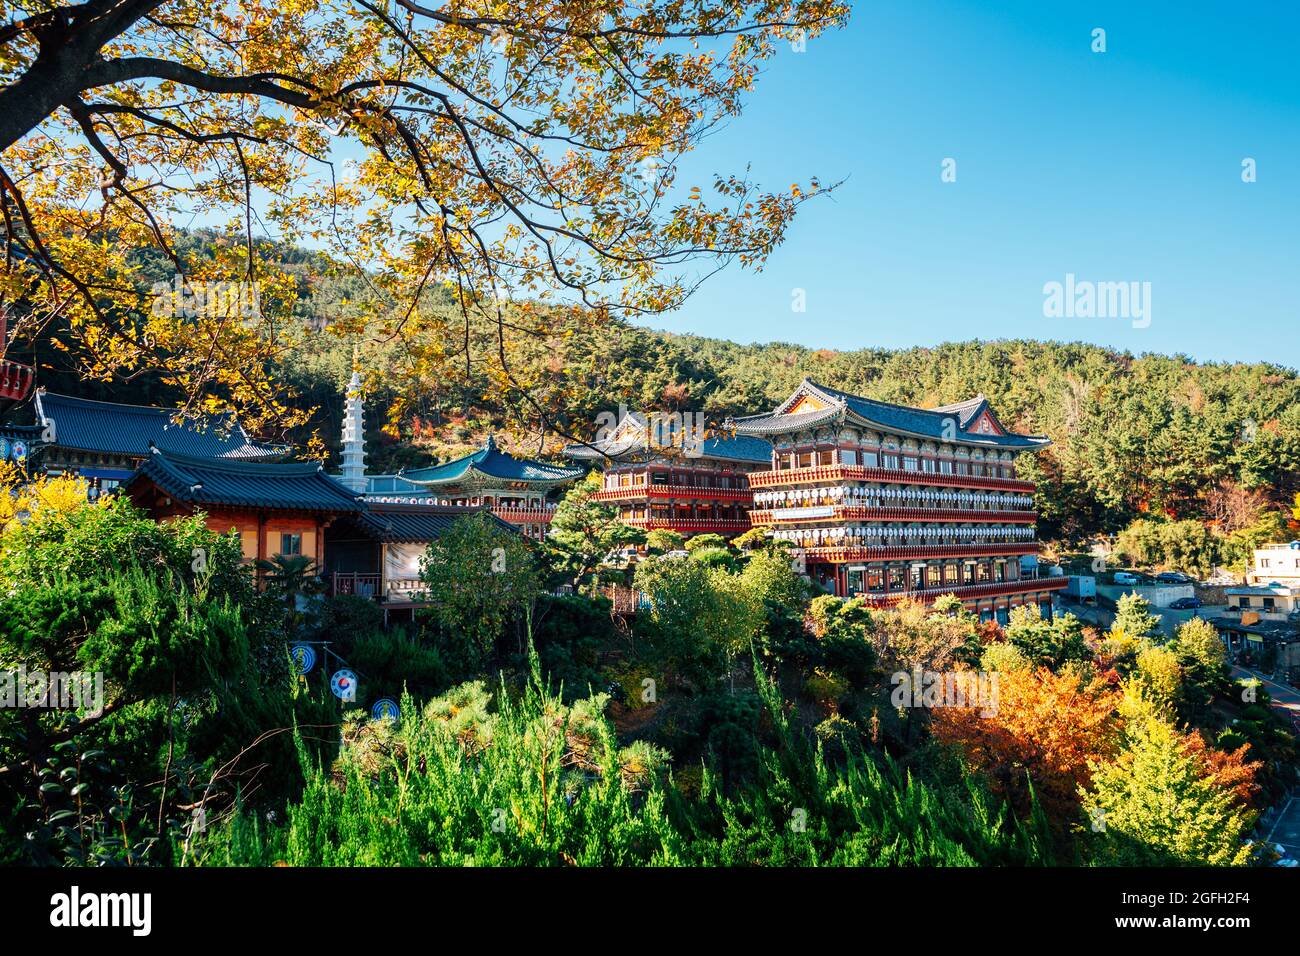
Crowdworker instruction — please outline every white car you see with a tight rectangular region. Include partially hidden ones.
[1113,571,1142,585]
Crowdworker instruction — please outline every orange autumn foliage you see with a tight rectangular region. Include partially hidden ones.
[1183,731,1262,807]
[930,667,1121,823]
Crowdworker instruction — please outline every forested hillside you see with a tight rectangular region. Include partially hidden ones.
[290,313,1300,547]
[12,230,1298,547]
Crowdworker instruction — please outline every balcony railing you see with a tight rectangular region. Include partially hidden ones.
[331,572,426,602]
[796,542,1040,562]
[750,506,1036,525]
[492,506,557,523]
[619,516,751,532]
[332,571,382,598]
[594,482,753,503]
[749,464,1035,494]
[854,577,1068,606]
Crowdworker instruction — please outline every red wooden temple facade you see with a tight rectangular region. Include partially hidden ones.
[732,379,1065,622]
[564,412,772,539]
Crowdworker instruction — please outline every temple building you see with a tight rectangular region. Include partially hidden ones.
[29,389,282,497]
[730,378,1065,622]
[325,502,517,621]
[564,412,772,540]
[121,447,363,567]
[363,437,583,540]
[328,367,579,540]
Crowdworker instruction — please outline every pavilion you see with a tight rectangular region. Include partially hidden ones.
[364,435,583,540]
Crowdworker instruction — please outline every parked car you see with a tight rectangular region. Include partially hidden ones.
[1156,571,1194,584]
[1168,597,1202,610]
[1113,571,1143,585]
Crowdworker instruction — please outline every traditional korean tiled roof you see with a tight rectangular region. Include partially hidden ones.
[730,378,1050,450]
[345,503,518,543]
[931,394,988,427]
[397,435,584,487]
[122,448,363,512]
[34,390,284,459]
[563,413,772,464]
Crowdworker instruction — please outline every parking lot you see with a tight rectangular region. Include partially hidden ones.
[1065,582,1228,639]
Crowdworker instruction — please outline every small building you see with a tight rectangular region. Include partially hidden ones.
[1224,583,1300,622]
[1247,541,1300,588]
[563,412,771,540]
[121,447,363,567]
[30,389,282,498]
[364,435,583,540]
[1208,615,1300,672]
[325,502,517,619]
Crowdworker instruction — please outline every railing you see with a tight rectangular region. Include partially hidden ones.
[748,464,1036,494]
[331,572,426,602]
[854,577,1068,607]
[492,506,557,523]
[386,577,426,599]
[750,506,1036,524]
[796,542,1040,562]
[332,571,382,598]
[619,517,751,532]
[594,483,753,503]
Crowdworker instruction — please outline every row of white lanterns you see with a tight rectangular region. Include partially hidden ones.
[771,524,1034,543]
[754,486,1033,510]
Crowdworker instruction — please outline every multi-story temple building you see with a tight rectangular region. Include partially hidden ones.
[731,379,1065,621]
[564,412,771,539]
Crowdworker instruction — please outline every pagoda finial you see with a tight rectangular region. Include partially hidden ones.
[485,433,496,451]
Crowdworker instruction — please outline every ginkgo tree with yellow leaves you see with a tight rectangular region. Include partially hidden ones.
[0,0,849,440]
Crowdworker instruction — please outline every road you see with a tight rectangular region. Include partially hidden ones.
[1265,793,1300,859]
[1231,664,1300,731]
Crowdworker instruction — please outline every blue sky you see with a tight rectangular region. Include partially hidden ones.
[645,0,1300,368]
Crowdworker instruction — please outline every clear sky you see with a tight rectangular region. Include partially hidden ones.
[644,0,1300,369]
